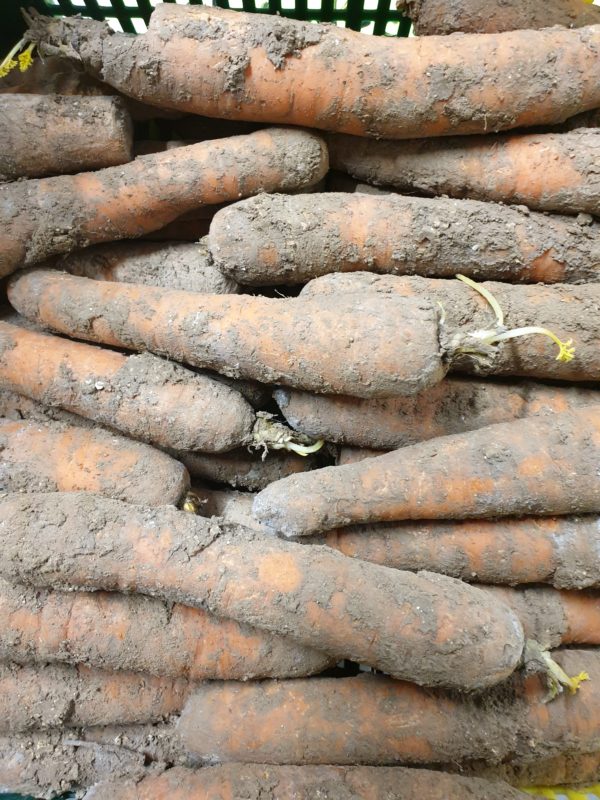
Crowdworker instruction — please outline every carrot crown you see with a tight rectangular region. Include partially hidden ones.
[0,38,36,78]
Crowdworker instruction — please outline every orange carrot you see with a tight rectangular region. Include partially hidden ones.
[178,649,600,765]
[466,751,600,789]
[337,447,386,465]
[328,129,600,215]
[253,406,600,536]
[0,578,331,680]
[25,5,600,138]
[0,419,189,506]
[7,269,445,398]
[0,492,525,691]
[208,192,600,285]
[0,127,327,278]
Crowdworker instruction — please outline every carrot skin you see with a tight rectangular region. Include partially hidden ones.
[0,127,327,278]
[7,269,445,398]
[253,406,600,536]
[209,192,600,285]
[0,492,524,691]
[27,5,600,139]
[0,419,189,506]
[328,130,600,216]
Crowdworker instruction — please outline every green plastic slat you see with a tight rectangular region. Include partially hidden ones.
[372,0,390,35]
[344,0,363,30]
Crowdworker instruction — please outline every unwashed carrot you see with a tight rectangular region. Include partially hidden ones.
[0,127,327,278]
[467,751,600,789]
[0,94,133,180]
[178,649,600,764]
[0,492,525,691]
[0,578,331,680]
[328,129,600,216]
[208,192,600,285]
[0,419,189,506]
[337,447,386,465]
[253,405,600,536]
[397,0,600,35]
[24,5,600,138]
[275,378,598,450]
[319,515,600,589]
[82,764,534,800]
[0,388,88,427]
[0,662,190,732]
[7,269,444,398]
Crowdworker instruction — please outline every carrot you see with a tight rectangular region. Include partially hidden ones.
[0,127,328,278]
[192,486,263,531]
[208,192,600,285]
[318,515,600,590]
[397,0,600,35]
[337,447,386,465]
[560,107,600,131]
[0,321,258,452]
[0,661,190,732]
[49,240,239,294]
[0,492,525,691]
[0,419,189,506]
[0,94,132,180]
[276,378,598,450]
[0,388,87,427]
[178,649,599,765]
[7,269,445,398]
[466,751,600,789]
[82,764,535,800]
[0,578,331,680]
[25,5,600,139]
[253,405,600,536]
[303,273,600,384]
[328,129,600,216]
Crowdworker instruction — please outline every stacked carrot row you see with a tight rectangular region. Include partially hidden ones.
[1,1,600,798]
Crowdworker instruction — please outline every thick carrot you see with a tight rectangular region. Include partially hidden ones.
[7,269,445,398]
[25,5,600,139]
[0,578,331,680]
[0,492,525,690]
[253,406,600,536]
[82,765,535,800]
[397,0,600,35]
[50,240,239,294]
[466,751,600,789]
[0,321,256,452]
[178,649,600,765]
[302,273,600,384]
[319,516,600,589]
[328,130,600,215]
[0,127,327,278]
[275,378,599,450]
[208,192,600,285]
[0,419,189,506]
[0,94,133,180]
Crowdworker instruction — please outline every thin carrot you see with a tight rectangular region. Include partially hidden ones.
[253,405,600,536]
[0,492,525,691]
[177,649,600,765]
[0,127,327,278]
[0,578,331,680]
[24,5,600,138]
[7,269,445,398]
[208,192,600,285]
[328,129,600,216]
[0,419,189,506]
[397,0,600,35]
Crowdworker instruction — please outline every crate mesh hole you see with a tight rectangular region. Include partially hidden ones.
[105,16,124,30]
[131,16,148,31]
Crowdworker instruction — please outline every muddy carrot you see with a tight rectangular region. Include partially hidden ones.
[24,5,600,138]
[336,447,386,465]
[0,94,133,180]
[50,240,239,294]
[0,578,331,680]
[397,0,600,35]
[7,269,444,398]
[82,765,534,800]
[178,649,600,765]
[253,405,600,536]
[0,492,525,691]
[0,388,88,427]
[192,486,264,531]
[328,129,600,216]
[467,751,600,789]
[319,515,600,590]
[0,127,327,278]
[208,192,600,285]
[275,378,599,450]
[0,419,189,506]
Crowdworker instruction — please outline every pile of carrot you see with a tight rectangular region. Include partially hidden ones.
[1,2,600,798]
